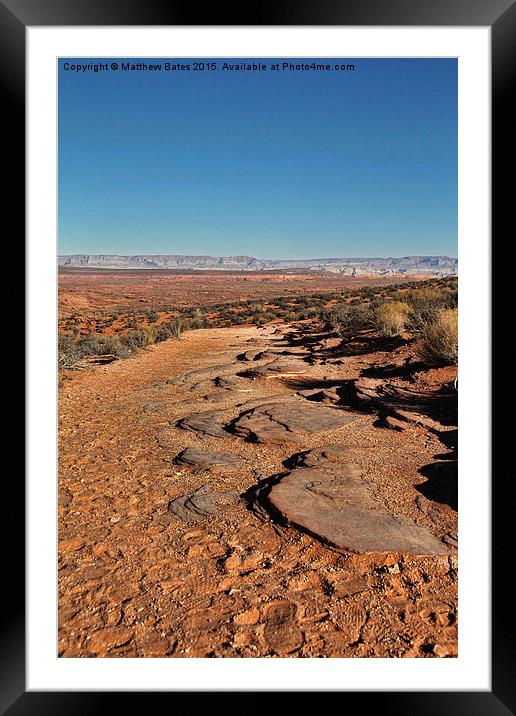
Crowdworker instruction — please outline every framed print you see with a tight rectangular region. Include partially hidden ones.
[4,0,511,710]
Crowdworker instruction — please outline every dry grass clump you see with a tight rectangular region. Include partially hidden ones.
[375,301,411,337]
[416,308,458,365]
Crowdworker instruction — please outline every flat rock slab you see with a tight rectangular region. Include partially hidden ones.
[239,358,311,380]
[168,488,239,523]
[141,401,169,414]
[381,408,447,432]
[233,394,302,411]
[352,378,450,412]
[174,447,244,471]
[214,375,254,392]
[166,363,237,389]
[175,411,226,438]
[298,388,340,404]
[266,465,447,556]
[231,401,356,444]
[286,445,364,468]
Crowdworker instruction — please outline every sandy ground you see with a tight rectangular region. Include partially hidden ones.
[58,323,457,658]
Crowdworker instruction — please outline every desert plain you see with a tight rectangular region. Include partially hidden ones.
[58,268,458,658]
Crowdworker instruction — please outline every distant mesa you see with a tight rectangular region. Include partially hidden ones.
[58,254,457,276]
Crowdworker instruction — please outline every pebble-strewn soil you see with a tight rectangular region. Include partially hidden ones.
[58,322,458,658]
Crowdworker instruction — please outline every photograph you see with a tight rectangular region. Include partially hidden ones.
[57,57,458,659]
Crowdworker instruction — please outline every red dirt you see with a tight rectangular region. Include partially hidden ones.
[58,322,457,658]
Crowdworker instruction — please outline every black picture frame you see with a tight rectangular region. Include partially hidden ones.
[5,0,510,711]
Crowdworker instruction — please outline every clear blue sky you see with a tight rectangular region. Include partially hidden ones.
[58,58,457,259]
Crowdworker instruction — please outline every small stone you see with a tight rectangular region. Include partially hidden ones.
[176,411,226,438]
[288,572,322,592]
[443,534,458,547]
[137,630,171,657]
[234,607,261,625]
[188,541,227,560]
[86,627,134,653]
[225,554,242,572]
[415,495,428,514]
[333,576,369,596]
[59,538,85,554]
[383,415,407,432]
[263,601,304,655]
[168,488,239,523]
[174,447,244,471]
[107,581,141,605]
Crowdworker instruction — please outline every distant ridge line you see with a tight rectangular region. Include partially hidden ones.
[58,254,457,276]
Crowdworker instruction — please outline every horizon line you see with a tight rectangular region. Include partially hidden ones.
[58,253,458,260]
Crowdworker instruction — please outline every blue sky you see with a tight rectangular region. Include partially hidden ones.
[58,58,457,259]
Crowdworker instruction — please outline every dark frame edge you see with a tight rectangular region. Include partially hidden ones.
[0,1,25,714]
[6,0,513,711]
[0,0,515,26]
[492,2,516,713]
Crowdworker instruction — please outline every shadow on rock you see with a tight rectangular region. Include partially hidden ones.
[360,359,427,380]
[281,377,346,391]
[323,333,408,360]
[240,472,289,523]
[416,460,458,511]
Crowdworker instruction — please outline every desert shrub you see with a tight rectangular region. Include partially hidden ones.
[74,334,106,356]
[99,336,131,358]
[416,308,458,366]
[326,303,371,336]
[80,334,130,357]
[375,301,411,337]
[155,324,173,342]
[155,319,181,342]
[121,327,152,349]
[143,325,158,343]
[406,287,456,332]
[301,306,319,319]
[58,333,75,353]
[282,312,296,322]
[145,310,159,323]
[188,316,207,330]
[58,349,82,370]
[274,297,289,308]
[58,332,133,369]
[58,333,81,369]
[169,317,182,338]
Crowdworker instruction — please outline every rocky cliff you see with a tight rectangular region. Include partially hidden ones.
[58,254,457,276]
